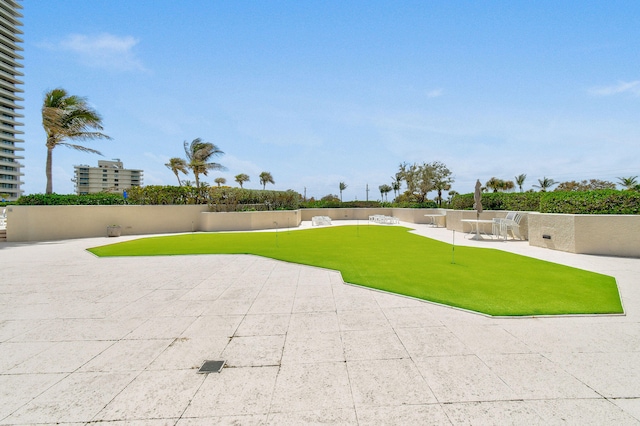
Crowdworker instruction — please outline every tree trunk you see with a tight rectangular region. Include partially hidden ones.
[45,146,53,194]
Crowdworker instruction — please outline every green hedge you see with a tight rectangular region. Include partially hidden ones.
[451,192,541,212]
[451,190,640,214]
[17,188,639,214]
[16,193,126,205]
[540,190,640,214]
[125,186,200,205]
[208,187,302,211]
[300,200,438,209]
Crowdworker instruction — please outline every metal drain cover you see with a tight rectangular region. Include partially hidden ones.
[198,360,226,374]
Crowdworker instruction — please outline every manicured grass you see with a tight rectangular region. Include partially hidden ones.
[88,225,623,316]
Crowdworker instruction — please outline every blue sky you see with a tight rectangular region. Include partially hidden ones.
[20,1,640,200]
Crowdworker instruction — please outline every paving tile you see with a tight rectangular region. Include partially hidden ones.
[94,370,205,421]
[178,285,228,301]
[347,358,437,407]
[525,398,639,425]
[356,404,452,425]
[373,291,426,308]
[79,339,172,372]
[183,366,278,417]
[147,336,230,370]
[9,340,114,374]
[281,331,344,364]
[291,296,336,313]
[156,300,211,317]
[447,324,532,354]
[416,355,515,403]
[267,408,357,425]
[270,362,353,412]
[221,335,285,367]
[341,329,408,360]
[480,353,600,399]
[180,315,243,338]
[0,373,66,420]
[381,305,443,328]
[0,319,44,342]
[332,287,380,311]
[247,296,295,315]
[337,308,391,331]
[2,372,137,424]
[234,313,290,336]
[544,351,640,398]
[202,298,255,315]
[287,311,340,335]
[0,341,53,371]
[442,401,546,425]
[125,316,197,340]
[178,415,268,425]
[612,398,640,422]
[395,326,471,359]
[103,420,177,426]
[12,318,146,342]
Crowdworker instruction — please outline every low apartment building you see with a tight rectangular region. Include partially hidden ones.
[74,160,143,195]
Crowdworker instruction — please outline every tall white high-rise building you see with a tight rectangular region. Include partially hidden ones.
[0,0,24,201]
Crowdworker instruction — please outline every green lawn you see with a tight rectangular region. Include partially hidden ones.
[88,225,623,316]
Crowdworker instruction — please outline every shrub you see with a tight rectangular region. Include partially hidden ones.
[207,187,302,210]
[450,192,540,211]
[540,190,640,214]
[16,193,126,205]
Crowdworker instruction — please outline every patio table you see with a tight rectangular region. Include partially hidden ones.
[461,219,495,240]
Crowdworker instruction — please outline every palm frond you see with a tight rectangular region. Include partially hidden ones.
[59,143,103,155]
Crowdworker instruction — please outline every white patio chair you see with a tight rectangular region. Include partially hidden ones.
[492,212,525,240]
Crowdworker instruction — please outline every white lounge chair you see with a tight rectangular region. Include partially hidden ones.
[312,216,332,226]
[492,212,526,240]
[368,215,398,225]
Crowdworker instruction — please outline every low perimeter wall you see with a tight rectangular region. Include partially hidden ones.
[528,213,640,258]
[5,205,209,242]
[4,206,638,257]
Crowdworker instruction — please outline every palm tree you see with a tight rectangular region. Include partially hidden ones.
[379,184,392,201]
[485,177,502,193]
[391,173,402,198]
[235,173,250,188]
[533,177,557,192]
[259,171,275,190]
[617,176,638,190]
[42,88,111,194]
[183,138,225,189]
[515,174,527,192]
[339,182,347,202]
[165,157,188,186]
[214,177,226,187]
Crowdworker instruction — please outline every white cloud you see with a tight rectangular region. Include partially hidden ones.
[589,80,640,96]
[42,33,146,72]
[426,88,444,98]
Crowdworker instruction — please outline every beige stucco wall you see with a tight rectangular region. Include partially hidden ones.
[300,208,393,221]
[200,210,301,232]
[529,213,640,257]
[5,205,208,242]
[5,206,637,258]
[301,208,448,224]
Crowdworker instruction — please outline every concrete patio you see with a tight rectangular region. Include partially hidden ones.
[1,221,639,425]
